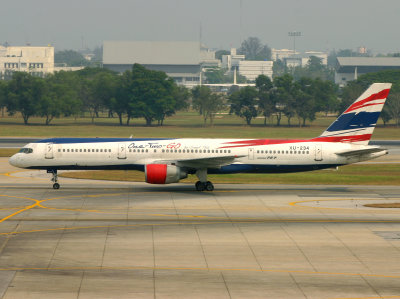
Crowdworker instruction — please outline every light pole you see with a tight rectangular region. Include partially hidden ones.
[288,31,301,55]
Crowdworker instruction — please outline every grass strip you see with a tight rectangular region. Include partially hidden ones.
[364,203,400,208]
[0,148,19,157]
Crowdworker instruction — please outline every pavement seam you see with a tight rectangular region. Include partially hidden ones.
[324,226,373,273]
[220,272,232,299]
[281,225,318,272]
[194,225,209,271]
[288,272,308,299]
[238,225,263,271]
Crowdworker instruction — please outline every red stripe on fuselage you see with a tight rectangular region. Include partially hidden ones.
[344,89,390,113]
[218,134,372,148]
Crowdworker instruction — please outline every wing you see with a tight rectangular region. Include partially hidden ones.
[335,147,387,157]
[155,155,246,169]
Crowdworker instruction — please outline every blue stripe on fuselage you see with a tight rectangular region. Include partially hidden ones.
[27,163,341,173]
[35,138,174,144]
[326,111,380,132]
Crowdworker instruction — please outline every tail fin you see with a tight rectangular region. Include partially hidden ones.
[317,83,392,145]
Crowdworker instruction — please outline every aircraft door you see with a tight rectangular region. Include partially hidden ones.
[45,143,54,159]
[118,143,127,159]
[315,144,323,161]
[248,148,254,160]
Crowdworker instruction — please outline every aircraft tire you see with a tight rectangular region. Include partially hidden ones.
[53,183,60,190]
[195,181,205,191]
[205,181,214,191]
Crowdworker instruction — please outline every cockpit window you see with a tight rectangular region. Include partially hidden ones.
[19,148,33,154]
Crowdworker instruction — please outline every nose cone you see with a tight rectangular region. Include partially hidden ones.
[9,154,20,167]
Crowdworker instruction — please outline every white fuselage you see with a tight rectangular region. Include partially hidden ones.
[9,138,386,173]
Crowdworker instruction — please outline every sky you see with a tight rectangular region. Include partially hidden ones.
[1,0,400,54]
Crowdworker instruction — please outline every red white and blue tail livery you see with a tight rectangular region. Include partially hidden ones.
[9,83,391,191]
[317,83,391,145]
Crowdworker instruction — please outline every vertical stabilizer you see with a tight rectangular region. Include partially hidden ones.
[317,83,391,145]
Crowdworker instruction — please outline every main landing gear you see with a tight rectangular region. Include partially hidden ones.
[48,169,60,189]
[195,169,214,191]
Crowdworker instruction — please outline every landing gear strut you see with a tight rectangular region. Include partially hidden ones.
[195,169,214,191]
[49,169,60,189]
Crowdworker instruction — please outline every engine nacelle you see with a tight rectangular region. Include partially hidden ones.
[145,164,187,184]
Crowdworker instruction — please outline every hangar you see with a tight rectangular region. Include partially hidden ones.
[335,57,400,86]
[103,41,218,87]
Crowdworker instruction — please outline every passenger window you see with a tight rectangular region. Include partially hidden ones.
[162,149,165,153]
[63,149,65,152]
[58,149,61,152]
[146,149,148,153]
[67,149,70,152]
[84,149,86,152]
[154,149,157,153]
[80,149,82,152]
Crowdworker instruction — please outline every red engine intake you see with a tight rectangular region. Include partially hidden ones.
[145,164,187,184]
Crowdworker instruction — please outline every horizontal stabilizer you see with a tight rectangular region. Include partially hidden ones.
[335,147,387,157]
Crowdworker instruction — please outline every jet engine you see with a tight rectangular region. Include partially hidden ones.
[145,164,188,184]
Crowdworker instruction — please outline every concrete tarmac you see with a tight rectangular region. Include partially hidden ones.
[0,158,400,298]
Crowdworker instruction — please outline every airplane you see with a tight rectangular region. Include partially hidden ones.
[9,83,391,191]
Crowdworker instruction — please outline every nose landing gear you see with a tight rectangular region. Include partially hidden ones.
[48,169,60,189]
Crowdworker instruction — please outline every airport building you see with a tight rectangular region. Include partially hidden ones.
[335,57,400,86]
[238,60,273,81]
[103,40,219,87]
[0,45,54,80]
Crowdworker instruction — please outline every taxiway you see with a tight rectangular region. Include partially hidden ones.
[0,158,400,298]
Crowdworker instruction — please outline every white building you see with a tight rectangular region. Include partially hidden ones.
[221,48,245,70]
[239,60,273,81]
[271,48,298,61]
[0,45,54,79]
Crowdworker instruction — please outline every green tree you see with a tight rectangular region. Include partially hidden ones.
[192,86,225,126]
[387,93,400,126]
[0,80,7,117]
[39,71,81,125]
[204,68,226,84]
[125,64,178,126]
[55,50,89,67]
[215,50,230,60]
[256,75,274,126]
[229,86,258,125]
[239,37,271,61]
[272,59,287,78]
[6,72,44,124]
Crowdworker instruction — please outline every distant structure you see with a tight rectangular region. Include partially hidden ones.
[272,48,327,68]
[103,41,219,87]
[335,57,400,86]
[239,60,273,81]
[221,48,245,70]
[271,48,297,61]
[0,45,54,80]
